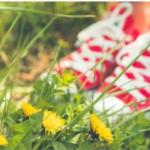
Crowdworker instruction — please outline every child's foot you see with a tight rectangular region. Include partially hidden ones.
[93,32,150,120]
[55,2,140,90]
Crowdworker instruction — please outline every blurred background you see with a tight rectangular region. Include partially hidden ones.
[0,2,106,84]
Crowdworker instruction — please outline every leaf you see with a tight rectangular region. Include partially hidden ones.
[52,141,68,150]
[7,132,32,150]
[7,112,43,150]
[78,142,95,150]
[110,128,123,150]
[63,143,77,150]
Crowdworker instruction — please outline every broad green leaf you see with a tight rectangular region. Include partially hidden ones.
[52,141,67,150]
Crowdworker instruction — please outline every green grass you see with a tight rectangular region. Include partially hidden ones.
[0,3,150,150]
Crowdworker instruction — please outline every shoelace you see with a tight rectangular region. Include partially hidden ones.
[76,2,133,46]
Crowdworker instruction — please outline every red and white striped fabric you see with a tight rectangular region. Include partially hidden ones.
[94,32,150,117]
[55,3,140,90]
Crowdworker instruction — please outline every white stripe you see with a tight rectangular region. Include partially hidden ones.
[71,52,95,73]
[106,67,147,100]
[89,36,117,51]
[93,92,131,122]
[80,44,101,61]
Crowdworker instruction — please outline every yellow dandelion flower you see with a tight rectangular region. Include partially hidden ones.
[59,71,75,85]
[22,102,40,117]
[42,110,65,134]
[90,113,113,144]
[0,134,8,146]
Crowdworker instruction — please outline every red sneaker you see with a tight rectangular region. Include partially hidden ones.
[55,3,140,90]
[94,32,150,118]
